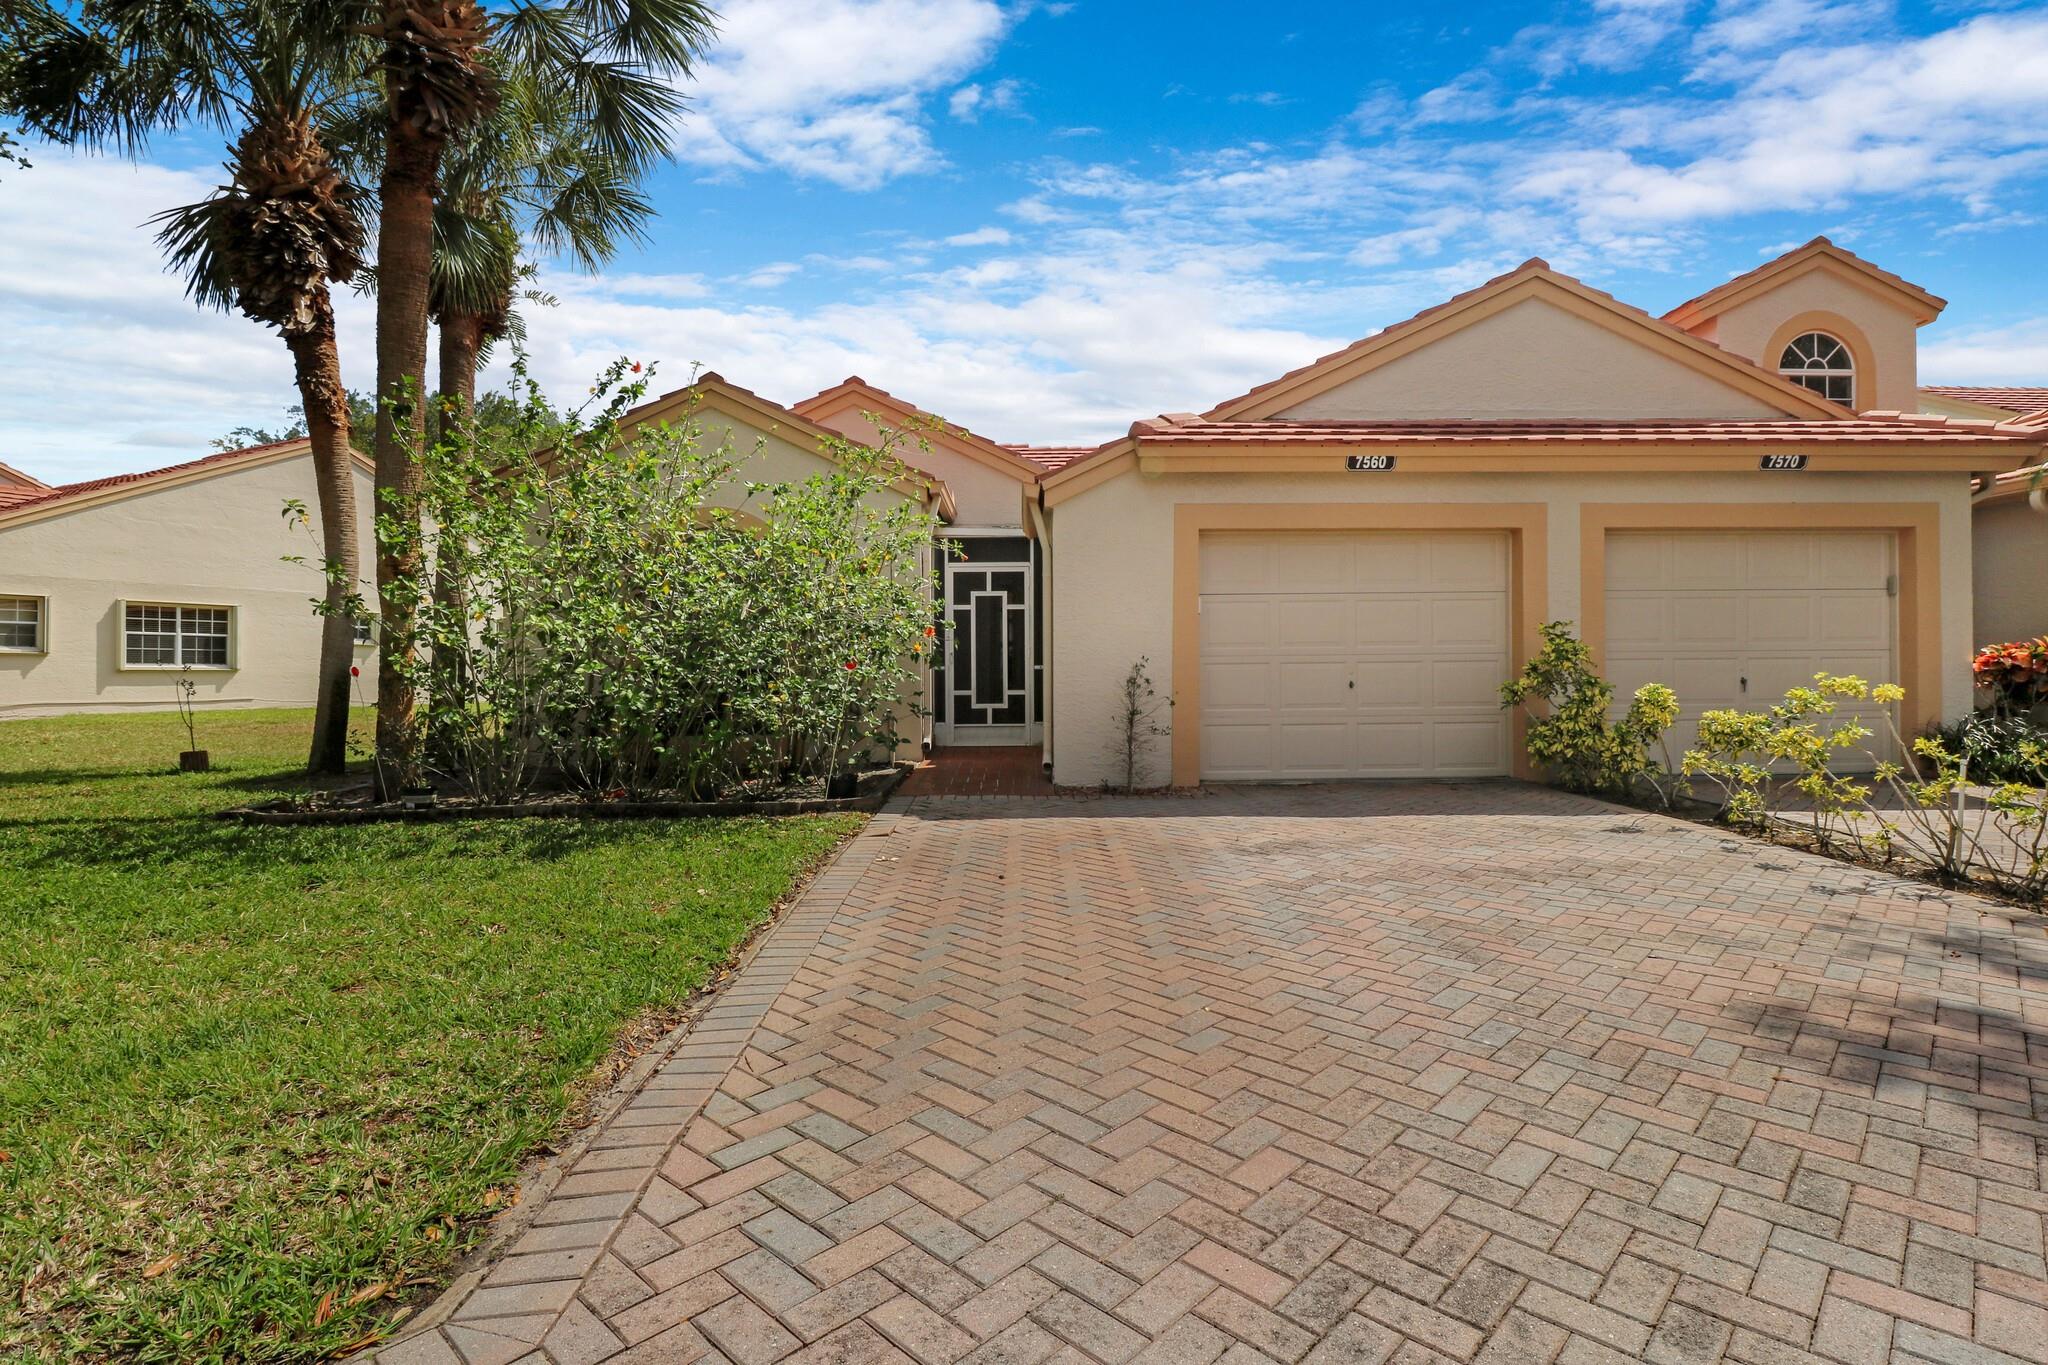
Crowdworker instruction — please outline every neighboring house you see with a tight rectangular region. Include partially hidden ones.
[1921,389,2048,647]
[0,439,378,717]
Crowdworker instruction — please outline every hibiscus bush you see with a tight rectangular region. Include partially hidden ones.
[363,361,941,801]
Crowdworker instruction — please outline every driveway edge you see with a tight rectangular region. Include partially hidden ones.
[361,808,904,1365]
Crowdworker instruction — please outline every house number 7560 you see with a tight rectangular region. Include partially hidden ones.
[1345,454,1397,471]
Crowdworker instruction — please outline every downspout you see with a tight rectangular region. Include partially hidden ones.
[1028,488,1053,778]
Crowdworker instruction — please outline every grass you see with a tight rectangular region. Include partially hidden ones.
[0,708,861,1362]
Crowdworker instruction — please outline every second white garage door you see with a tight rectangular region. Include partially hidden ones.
[1604,530,1898,762]
[1199,531,1512,780]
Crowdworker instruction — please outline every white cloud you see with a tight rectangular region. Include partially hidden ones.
[1508,13,2048,226]
[0,152,377,482]
[944,226,1013,247]
[948,77,1024,122]
[674,0,1009,187]
[1920,317,2048,385]
[735,261,802,288]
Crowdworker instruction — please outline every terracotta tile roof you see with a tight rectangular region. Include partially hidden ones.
[1663,236,1946,326]
[999,444,1100,472]
[1130,414,2045,446]
[0,437,315,521]
[0,459,49,490]
[794,377,1047,482]
[1922,386,2048,417]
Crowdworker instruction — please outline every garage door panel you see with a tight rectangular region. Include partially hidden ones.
[1356,599,1427,647]
[1431,595,1507,649]
[1606,596,1673,650]
[1277,660,1353,709]
[1743,535,1818,584]
[1199,536,1273,593]
[1818,594,1891,648]
[1277,597,1351,648]
[1274,538,1353,591]
[1201,598,1274,652]
[1435,721,1508,773]
[1432,658,1506,708]
[1202,723,1278,778]
[1202,660,1277,710]
[1354,661,1426,708]
[1428,535,1509,590]
[1352,534,1442,590]
[1674,595,1742,646]
[1355,723,1429,774]
[1199,531,1511,781]
[1277,724,1357,775]
[1745,595,1819,646]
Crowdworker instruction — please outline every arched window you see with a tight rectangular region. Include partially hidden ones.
[1778,332,1855,407]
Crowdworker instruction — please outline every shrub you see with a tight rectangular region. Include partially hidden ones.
[1922,710,2048,785]
[1683,674,1883,853]
[1499,621,1680,803]
[313,360,943,801]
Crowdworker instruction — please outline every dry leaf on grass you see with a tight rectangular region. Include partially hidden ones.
[312,1289,336,1326]
[141,1253,182,1279]
[347,1282,388,1307]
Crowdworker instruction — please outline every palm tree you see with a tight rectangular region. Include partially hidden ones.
[363,0,715,790]
[4,0,373,775]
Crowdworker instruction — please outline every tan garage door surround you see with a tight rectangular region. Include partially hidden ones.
[1581,503,1943,738]
[1172,504,1548,786]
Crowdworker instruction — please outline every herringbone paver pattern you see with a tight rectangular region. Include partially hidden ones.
[371,784,2048,1365]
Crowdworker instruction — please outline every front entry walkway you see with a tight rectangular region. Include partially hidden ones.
[374,785,2048,1365]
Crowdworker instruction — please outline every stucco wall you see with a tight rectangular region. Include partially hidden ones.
[804,406,1028,528]
[1048,468,1975,787]
[1973,498,2048,646]
[0,454,378,716]
[1697,269,1921,414]
[1278,299,1785,421]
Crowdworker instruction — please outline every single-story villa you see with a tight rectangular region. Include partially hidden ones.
[0,438,378,717]
[619,238,2047,787]
[9,238,2045,790]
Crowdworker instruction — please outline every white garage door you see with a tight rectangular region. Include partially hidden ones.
[1199,531,1512,781]
[1604,531,1898,763]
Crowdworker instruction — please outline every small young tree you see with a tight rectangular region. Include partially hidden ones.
[1108,657,1171,793]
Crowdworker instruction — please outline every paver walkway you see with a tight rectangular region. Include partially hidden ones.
[373,784,2048,1365]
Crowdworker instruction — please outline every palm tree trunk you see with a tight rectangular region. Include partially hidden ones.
[286,293,360,776]
[438,311,485,414]
[372,111,441,796]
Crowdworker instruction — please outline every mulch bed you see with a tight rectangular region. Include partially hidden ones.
[220,764,910,825]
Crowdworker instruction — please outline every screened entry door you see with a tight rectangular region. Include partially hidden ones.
[939,557,1037,746]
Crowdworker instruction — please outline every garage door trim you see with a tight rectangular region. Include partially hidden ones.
[1170,503,1549,787]
[1580,502,1943,739]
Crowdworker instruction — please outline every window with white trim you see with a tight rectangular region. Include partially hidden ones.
[0,595,44,652]
[125,603,232,668]
[1778,331,1855,407]
[352,616,374,646]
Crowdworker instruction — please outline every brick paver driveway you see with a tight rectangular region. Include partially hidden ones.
[376,784,2048,1365]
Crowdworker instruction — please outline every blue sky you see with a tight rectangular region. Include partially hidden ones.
[4,0,2048,481]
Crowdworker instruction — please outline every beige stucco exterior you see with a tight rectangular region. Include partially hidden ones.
[1690,268,1921,413]
[1279,297,1786,421]
[1972,495,2048,646]
[0,447,378,717]
[1046,469,1977,788]
[803,405,1029,529]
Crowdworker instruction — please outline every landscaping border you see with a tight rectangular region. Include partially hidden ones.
[219,765,910,825]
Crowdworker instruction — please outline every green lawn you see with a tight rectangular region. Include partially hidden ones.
[0,708,860,1362]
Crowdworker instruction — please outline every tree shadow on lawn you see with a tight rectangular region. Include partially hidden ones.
[4,803,783,874]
